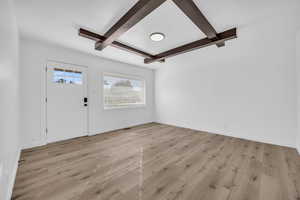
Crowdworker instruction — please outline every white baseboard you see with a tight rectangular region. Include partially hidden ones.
[88,122,156,136]
[6,149,21,200]
[22,122,155,149]
[156,121,295,149]
[22,140,46,150]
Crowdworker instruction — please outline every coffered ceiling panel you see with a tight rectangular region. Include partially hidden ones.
[118,0,206,55]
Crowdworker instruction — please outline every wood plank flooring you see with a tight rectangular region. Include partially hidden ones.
[12,123,300,200]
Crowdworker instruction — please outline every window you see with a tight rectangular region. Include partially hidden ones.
[103,74,145,109]
[53,68,82,85]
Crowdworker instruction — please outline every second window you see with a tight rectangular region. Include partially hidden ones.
[103,73,146,109]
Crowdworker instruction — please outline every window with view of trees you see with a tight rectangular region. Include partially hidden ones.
[103,74,145,109]
[52,68,82,85]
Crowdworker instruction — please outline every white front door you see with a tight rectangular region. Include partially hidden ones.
[46,61,88,143]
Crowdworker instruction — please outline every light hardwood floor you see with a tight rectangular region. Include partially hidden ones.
[12,123,300,200]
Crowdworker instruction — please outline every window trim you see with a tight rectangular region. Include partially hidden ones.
[102,72,146,110]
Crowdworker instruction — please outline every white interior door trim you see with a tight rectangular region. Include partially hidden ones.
[45,60,89,144]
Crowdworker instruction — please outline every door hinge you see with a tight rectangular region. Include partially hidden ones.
[45,98,47,103]
[45,67,48,71]
[46,128,48,135]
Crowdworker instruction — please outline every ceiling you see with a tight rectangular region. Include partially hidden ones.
[15,0,299,69]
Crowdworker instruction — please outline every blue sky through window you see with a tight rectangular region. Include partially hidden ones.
[53,70,82,85]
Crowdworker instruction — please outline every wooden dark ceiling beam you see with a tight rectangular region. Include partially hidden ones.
[95,0,167,51]
[172,0,224,47]
[79,28,164,62]
[80,1,237,64]
[144,28,237,64]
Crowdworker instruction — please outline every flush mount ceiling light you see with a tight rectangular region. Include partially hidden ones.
[150,32,165,42]
[79,0,237,64]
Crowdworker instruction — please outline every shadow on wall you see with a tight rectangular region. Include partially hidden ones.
[0,0,20,200]
[297,30,300,154]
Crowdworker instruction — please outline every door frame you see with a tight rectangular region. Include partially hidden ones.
[44,60,89,144]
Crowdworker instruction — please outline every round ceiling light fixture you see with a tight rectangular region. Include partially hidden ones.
[150,32,165,42]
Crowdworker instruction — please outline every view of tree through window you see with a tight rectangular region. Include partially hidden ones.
[103,74,145,108]
[52,68,82,85]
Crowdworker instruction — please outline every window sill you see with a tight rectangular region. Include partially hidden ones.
[103,104,146,110]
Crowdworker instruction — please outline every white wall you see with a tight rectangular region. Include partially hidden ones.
[297,31,300,153]
[155,13,300,148]
[0,0,20,199]
[20,37,155,149]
